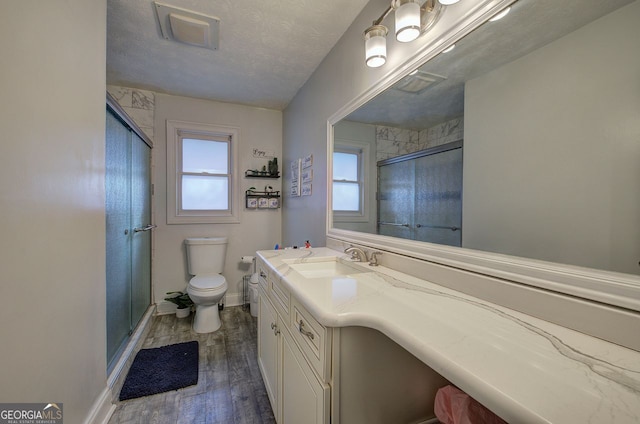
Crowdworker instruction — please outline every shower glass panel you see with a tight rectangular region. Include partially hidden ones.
[414,148,462,246]
[106,111,132,367]
[378,159,414,239]
[130,132,151,327]
[377,141,462,246]
[106,103,152,373]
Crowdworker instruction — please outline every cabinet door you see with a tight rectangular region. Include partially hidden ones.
[258,292,280,420]
[282,331,330,424]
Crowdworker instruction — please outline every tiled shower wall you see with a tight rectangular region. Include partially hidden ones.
[107,85,155,142]
[375,116,463,162]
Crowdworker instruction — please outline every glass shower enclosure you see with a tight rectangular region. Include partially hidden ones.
[105,98,152,373]
[377,141,462,247]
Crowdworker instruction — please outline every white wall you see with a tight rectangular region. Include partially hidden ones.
[463,1,640,274]
[153,94,282,309]
[0,1,108,422]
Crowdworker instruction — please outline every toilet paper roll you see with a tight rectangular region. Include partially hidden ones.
[241,255,255,264]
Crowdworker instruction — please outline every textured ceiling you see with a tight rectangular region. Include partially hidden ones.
[346,0,634,130]
[107,0,370,110]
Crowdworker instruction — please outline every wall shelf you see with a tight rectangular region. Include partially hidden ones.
[246,190,281,209]
[245,170,280,179]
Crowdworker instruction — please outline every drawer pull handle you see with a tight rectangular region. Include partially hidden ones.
[298,320,315,340]
[260,271,267,278]
[271,322,280,336]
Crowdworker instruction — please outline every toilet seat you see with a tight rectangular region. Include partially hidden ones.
[188,274,227,294]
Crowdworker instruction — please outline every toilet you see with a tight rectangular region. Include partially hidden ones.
[185,237,228,333]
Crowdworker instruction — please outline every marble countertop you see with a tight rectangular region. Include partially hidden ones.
[257,247,640,424]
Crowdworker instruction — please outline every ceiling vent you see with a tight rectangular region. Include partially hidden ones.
[392,70,446,95]
[154,2,220,50]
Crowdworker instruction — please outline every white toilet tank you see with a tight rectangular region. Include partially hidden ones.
[185,237,228,275]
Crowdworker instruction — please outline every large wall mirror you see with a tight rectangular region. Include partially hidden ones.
[329,0,639,306]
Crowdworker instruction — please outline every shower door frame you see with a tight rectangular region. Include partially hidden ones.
[106,93,154,373]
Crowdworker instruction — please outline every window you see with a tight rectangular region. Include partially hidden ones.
[333,150,361,211]
[332,141,369,222]
[167,120,240,224]
[181,136,229,211]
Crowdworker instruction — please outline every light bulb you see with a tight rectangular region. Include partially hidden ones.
[395,1,421,43]
[365,25,388,68]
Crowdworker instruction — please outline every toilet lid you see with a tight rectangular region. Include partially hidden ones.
[189,274,226,290]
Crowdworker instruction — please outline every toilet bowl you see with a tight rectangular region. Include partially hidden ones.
[187,274,227,333]
[185,237,229,333]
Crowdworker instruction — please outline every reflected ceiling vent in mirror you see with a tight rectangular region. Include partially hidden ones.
[392,70,446,94]
[154,2,220,50]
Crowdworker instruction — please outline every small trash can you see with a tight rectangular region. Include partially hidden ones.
[435,385,506,424]
[249,272,259,317]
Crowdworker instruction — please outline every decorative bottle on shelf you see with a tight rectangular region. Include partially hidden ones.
[269,158,278,176]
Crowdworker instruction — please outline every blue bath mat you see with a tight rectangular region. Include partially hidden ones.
[119,341,199,401]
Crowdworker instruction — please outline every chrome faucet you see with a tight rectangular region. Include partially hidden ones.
[369,251,382,266]
[344,246,368,262]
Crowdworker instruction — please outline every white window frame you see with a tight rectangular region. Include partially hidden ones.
[333,140,370,223]
[167,120,240,224]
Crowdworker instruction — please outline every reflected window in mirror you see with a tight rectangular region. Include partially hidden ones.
[333,148,363,216]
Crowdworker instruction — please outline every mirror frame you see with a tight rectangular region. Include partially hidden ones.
[326,0,640,313]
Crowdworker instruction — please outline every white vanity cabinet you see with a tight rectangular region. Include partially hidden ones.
[257,258,330,424]
[281,328,330,423]
[257,248,640,424]
[257,251,452,424]
[257,286,281,420]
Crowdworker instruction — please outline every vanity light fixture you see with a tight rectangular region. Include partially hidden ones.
[364,0,451,68]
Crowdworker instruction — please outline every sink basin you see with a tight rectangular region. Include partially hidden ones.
[284,257,366,278]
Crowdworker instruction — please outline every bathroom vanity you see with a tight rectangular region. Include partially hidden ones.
[256,247,640,424]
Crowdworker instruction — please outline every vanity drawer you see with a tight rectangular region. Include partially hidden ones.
[290,297,331,382]
[270,276,290,321]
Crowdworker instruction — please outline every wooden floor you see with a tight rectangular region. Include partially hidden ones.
[108,306,276,424]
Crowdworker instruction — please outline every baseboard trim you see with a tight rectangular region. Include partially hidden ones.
[223,292,243,307]
[157,294,245,316]
[82,387,116,424]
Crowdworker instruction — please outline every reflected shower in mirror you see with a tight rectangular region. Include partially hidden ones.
[377,141,462,246]
[331,0,640,276]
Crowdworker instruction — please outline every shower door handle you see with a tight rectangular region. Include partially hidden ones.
[133,224,157,233]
